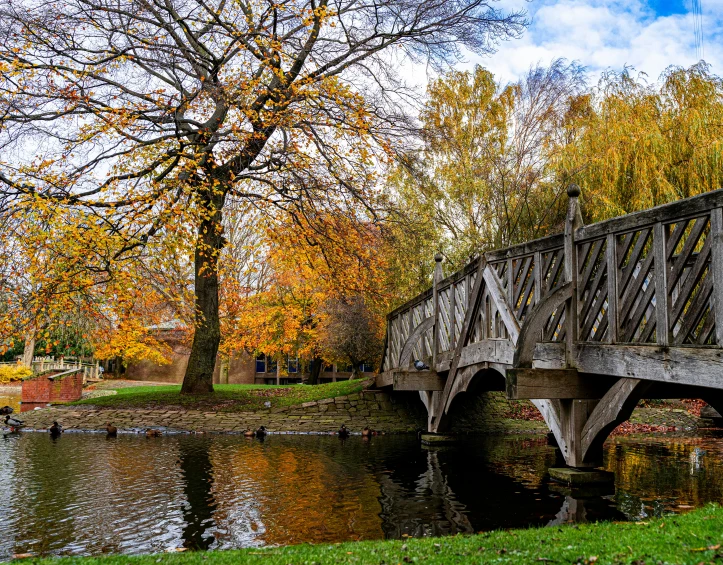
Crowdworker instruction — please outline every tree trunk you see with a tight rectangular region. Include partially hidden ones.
[308,356,322,385]
[22,333,36,368]
[181,189,226,395]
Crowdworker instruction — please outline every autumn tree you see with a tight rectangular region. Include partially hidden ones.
[387,60,585,298]
[0,0,527,393]
[220,208,389,381]
[318,296,383,378]
[555,63,723,221]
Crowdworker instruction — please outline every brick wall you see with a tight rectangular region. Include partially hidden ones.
[22,370,84,404]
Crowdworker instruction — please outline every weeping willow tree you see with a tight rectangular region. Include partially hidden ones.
[558,63,723,222]
[387,60,586,296]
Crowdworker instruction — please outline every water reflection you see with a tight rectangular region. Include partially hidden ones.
[0,387,21,414]
[1,432,723,559]
[178,437,217,550]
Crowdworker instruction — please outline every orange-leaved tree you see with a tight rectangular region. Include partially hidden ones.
[0,0,526,393]
[220,209,389,381]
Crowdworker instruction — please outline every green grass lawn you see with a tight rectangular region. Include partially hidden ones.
[71,379,371,412]
[25,504,723,565]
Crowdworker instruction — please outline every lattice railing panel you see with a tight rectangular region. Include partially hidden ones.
[539,247,566,341]
[577,238,609,341]
[667,215,714,345]
[617,227,656,343]
[512,255,536,323]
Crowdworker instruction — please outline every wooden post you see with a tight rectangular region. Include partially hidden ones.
[653,222,670,346]
[450,279,457,349]
[564,184,583,365]
[710,208,723,346]
[606,233,618,344]
[432,253,443,368]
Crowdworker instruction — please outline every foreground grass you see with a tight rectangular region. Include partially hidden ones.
[25,505,723,565]
[71,379,370,412]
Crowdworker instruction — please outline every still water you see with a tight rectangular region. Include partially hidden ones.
[1,432,723,559]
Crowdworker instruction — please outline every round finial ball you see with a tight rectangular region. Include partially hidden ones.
[434,252,444,263]
[567,184,581,198]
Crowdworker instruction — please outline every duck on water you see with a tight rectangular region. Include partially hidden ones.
[4,415,24,432]
[49,421,62,438]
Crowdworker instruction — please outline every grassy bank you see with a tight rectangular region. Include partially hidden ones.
[71,379,370,412]
[24,505,723,565]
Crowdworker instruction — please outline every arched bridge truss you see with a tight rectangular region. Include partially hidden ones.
[378,187,723,467]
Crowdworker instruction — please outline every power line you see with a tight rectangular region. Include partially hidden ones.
[693,0,704,61]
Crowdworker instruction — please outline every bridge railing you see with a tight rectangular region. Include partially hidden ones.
[382,188,723,372]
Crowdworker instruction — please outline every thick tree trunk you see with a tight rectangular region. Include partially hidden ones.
[181,189,226,395]
[22,333,36,368]
[308,356,322,385]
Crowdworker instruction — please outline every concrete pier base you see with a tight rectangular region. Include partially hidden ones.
[548,467,614,486]
[549,482,615,498]
[420,433,457,445]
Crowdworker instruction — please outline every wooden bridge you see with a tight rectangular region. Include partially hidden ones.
[378,186,723,468]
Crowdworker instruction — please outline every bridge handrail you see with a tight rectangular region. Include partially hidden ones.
[388,189,723,320]
[383,187,723,372]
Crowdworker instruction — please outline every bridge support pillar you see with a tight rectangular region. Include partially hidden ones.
[558,399,600,468]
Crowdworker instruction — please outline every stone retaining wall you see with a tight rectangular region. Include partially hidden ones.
[14,389,428,434]
[446,391,548,434]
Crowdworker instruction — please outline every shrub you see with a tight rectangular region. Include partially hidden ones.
[0,364,33,384]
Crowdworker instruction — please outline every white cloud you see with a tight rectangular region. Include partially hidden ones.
[461,0,723,85]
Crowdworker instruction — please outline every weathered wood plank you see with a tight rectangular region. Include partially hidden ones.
[576,188,723,242]
[376,371,394,388]
[483,265,521,344]
[506,368,610,400]
[458,338,514,367]
[606,233,618,343]
[573,343,723,390]
[710,208,723,347]
[393,370,445,391]
[532,342,566,369]
[654,222,670,346]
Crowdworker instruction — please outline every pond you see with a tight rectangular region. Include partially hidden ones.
[1,431,723,560]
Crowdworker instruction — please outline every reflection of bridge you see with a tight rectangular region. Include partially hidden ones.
[378,186,723,467]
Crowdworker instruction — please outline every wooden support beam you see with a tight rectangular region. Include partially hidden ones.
[393,370,445,391]
[506,368,609,400]
[376,371,394,388]
[574,343,723,390]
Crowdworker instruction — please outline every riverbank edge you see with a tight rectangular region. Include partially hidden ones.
[21,504,723,565]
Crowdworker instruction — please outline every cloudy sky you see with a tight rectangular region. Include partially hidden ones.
[462,0,723,85]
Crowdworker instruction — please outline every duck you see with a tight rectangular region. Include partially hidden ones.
[338,425,350,439]
[255,426,267,438]
[361,426,372,438]
[145,429,162,438]
[4,415,24,432]
[49,421,62,438]
[243,428,255,438]
[105,423,117,437]
[0,406,13,415]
